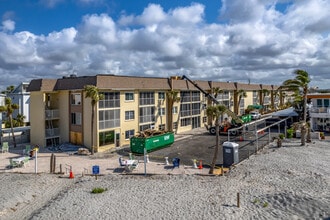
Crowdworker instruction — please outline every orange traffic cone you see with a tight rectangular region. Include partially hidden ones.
[198,160,203,169]
[69,171,74,179]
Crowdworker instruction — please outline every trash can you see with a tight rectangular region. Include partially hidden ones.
[223,142,239,167]
[172,158,180,168]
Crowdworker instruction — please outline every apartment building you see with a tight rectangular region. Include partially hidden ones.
[308,93,330,132]
[27,74,283,152]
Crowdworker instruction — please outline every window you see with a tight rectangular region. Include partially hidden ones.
[191,91,200,102]
[180,91,190,103]
[191,103,200,115]
[173,106,178,114]
[99,130,115,146]
[158,124,165,130]
[317,99,322,107]
[99,109,120,129]
[139,92,155,105]
[180,103,191,117]
[99,92,120,108]
[71,93,81,105]
[71,112,81,125]
[139,106,155,123]
[324,99,329,107]
[158,92,165,100]
[125,92,134,101]
[180,118,191,127]
[125,111,135,120]
[159,107,165,116]
[139,123,154,131]
[125,130,135,139]
[173,122,178,130]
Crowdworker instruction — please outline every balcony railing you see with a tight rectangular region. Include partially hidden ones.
[310,107,330,118]
[45,109,59,119]
[45,128,60,137]
[310,107,330,113]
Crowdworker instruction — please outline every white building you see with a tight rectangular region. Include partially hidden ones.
[308,93,330,132]
[7,82,30,124]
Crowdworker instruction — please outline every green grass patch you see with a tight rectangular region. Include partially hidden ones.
[91,187,107,194]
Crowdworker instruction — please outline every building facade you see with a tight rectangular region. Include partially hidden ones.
[28,74,283,152]
[308,93,330,132]
[7,82,30,124]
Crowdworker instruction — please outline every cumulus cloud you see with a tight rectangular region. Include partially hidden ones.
[1,19,15,32]
[1,0,330,90]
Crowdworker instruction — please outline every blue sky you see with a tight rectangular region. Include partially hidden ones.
[1,1,222,34]
[1,0,330,90]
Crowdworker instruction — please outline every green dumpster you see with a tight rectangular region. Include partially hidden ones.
[240,114,252,123]
[130,132,175,154]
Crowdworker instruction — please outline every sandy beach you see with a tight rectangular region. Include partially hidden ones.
[0,138,329,220]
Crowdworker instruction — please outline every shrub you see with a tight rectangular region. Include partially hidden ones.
[91,187,107,194]
[286,128,294,138]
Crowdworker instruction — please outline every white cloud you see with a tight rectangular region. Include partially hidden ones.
[1,19,15,32]
[1,0,330,89]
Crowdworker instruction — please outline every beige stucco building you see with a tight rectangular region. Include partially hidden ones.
[27,74,283,152]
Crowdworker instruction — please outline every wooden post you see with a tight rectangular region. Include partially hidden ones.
[237,192,240,208]
[50,153,54,173]
[53,155,56,173]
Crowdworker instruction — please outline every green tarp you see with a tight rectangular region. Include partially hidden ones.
[247,105,263,109]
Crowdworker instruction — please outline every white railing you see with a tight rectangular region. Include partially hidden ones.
[310,107,330,114]
[45,128,60,137]
[45,109,59,119]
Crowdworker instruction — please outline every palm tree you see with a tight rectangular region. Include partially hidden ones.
[206,104,227,174]
[282,69,311,146]
[212,87,223,104]
[260,89,269,113]
[84,85,104,154]
[234,89,247,115]
[0,97,19,147]
[1,85,15,94]
[16,113,26,127]
[166,90,180,132]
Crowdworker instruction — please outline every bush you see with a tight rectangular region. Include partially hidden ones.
[286,128,294,138]
[278,133,285,139]
[91,187,107,194]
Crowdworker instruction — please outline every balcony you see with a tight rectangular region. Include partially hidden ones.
[45,128,60,138]
[310,107,330,118]
[45,109,59,119]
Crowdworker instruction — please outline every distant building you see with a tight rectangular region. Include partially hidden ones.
[7,82,30,124]
[27,74,284,152]
[307,93,330,132]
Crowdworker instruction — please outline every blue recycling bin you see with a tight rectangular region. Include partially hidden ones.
[172,158,180,168]
[92,165,100,175]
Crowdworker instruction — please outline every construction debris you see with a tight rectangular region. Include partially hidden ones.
[135,129,169,138]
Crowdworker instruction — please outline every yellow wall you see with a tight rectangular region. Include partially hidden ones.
[83,92,92,149]
[30,92,45,147]
[57,91,69,142]
[120,90,139,147]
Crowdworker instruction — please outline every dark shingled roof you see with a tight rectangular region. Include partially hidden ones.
[27,79,57,92]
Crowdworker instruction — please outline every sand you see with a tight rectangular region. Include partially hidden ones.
[0,139,329,220]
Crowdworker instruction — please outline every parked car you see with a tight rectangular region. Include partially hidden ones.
[250,111,261,120]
